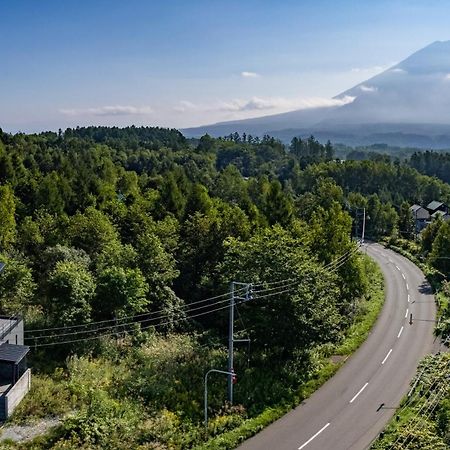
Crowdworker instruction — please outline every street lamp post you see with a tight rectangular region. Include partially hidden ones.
[204,369,235,429]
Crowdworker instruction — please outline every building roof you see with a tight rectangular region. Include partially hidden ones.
[432,210,446,218]
[411,205,430,220]
[0,317,20,341]
[427,200,444,211]
[0,343,29,364]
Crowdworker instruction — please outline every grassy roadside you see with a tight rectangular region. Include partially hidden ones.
[194,255,385,450]
[370,354,450,449]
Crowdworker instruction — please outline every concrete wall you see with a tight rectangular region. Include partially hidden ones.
[0,369,31,420]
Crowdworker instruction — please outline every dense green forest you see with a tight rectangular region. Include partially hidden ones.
[340,144,450,186]
[0,127,449,449]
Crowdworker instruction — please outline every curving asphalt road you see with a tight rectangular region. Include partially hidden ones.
[239,243,437,450]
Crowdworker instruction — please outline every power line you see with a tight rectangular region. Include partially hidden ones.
[30,296,253,347]
[25,286,248,334]
[387,355,450,449]
[27,279,303,342]
[26,242,363,344]
[251,243,361,291]
[26,294,236,340]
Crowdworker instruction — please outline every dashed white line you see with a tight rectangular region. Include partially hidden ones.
[406,283,409,290]
[402,273,406,280]
[382,349,393,364]
[298,423,330,449]
[398,326,404,338]
[350,382,369,403]
[404,308,409,319]
[395,265,401,271]
[408,294,411,303]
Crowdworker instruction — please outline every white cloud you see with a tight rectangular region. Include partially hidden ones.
[445,73,450,80]
[390,67,406,73]
[174,95,355,114]
[359,85,377,92]
[351,65,386,74]
[241,71,260,78]
[173,101,198,113]
[60,105,153,117]
[350,62,398,76]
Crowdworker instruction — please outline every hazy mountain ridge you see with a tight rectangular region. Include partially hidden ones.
[183,41,450,148]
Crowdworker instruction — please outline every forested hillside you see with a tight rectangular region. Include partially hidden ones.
[0,127,449,449]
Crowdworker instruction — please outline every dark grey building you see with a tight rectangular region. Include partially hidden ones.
[411,204,430,232]
[0,316,30,420]
[426,200,449,215]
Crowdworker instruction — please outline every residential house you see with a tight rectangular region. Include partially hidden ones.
[426,200,449,216]
[410,204,430,232]
[431,210,450,222]
[0,316,30,420]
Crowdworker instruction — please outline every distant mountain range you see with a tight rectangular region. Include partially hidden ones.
[183,41,450,148]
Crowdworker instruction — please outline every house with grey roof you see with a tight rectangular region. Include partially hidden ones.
[426,200,448,215]
[431,209,450,222]
[0,266,31,421]
[410,204,430,232]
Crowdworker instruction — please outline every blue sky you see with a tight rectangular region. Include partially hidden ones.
[2,0,450,132]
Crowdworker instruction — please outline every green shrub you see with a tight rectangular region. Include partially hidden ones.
[11,374,72,424]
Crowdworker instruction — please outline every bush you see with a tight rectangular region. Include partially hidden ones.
[11,374,72,424]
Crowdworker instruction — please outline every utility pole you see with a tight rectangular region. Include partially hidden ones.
[228,281,253,404]
[228,282,235,403]
[361,207,366,243]
[204,369,234,429]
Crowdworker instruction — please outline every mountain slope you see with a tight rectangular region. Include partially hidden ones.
[183,41,450,148]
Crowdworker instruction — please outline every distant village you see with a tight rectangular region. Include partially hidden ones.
[411,200,449,233]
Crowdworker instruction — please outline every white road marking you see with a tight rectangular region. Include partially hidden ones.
[389,258,394,263]
[402,273,406,280]
[406,283,409,290]
[408,294,411,303]
[382,349,393,364]
[398,326,404,338]
[395,265,400,271]
[405,308,409,318]
[298,423,330,449]
[350,382,369,403]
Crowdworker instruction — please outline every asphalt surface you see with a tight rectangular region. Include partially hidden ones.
[238,243,437,450]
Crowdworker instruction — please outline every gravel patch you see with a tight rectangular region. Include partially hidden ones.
[0,417,62,443]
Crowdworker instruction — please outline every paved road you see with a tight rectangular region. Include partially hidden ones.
[239,243,437,450]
